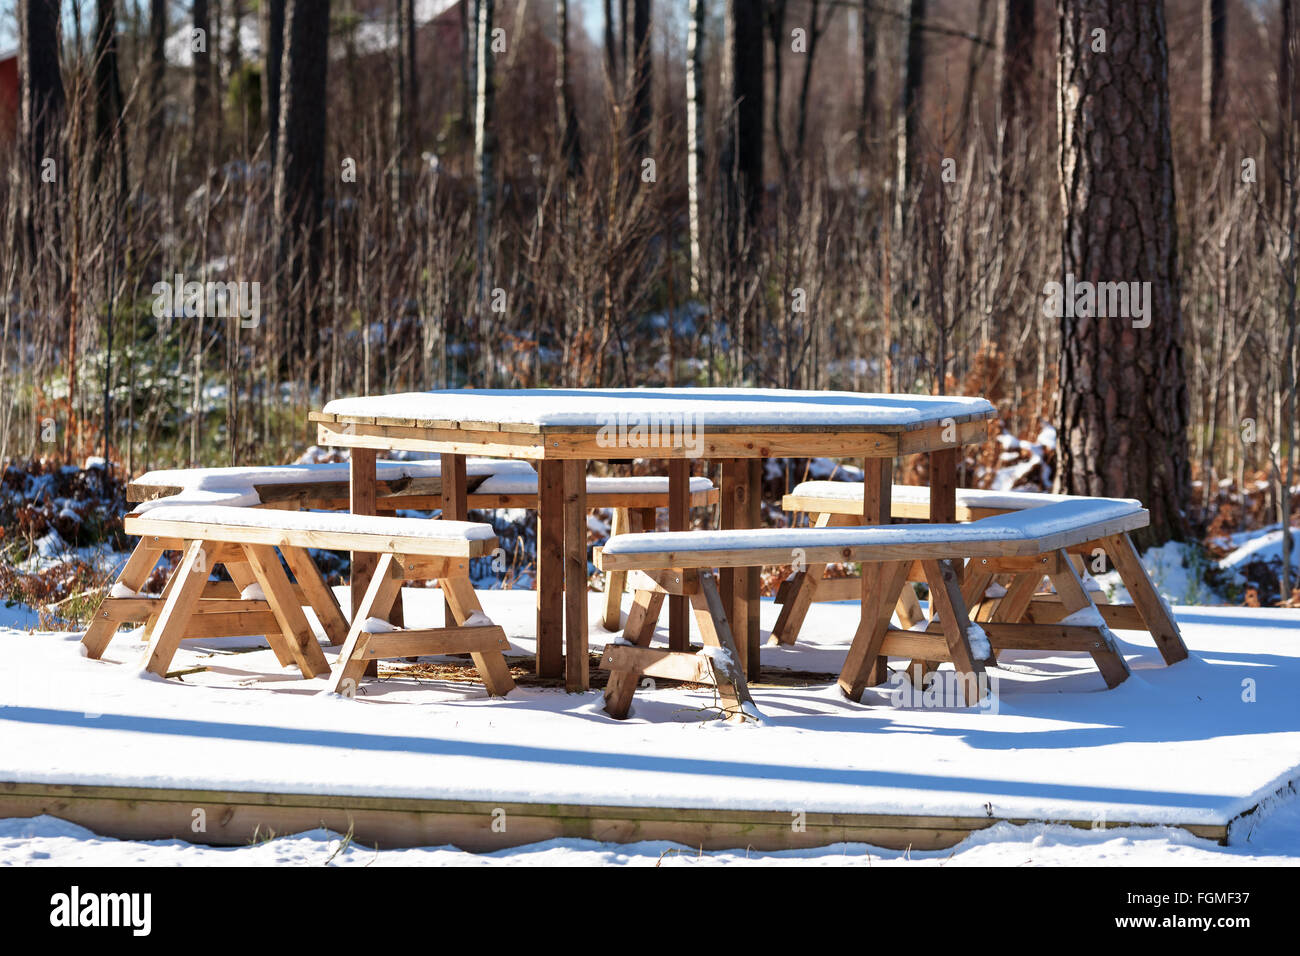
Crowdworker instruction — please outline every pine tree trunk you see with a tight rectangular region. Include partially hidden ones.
[474,0,497,365]
[1056,0,1190,545]
[721,0,764,232]
[148,0,167,145]
[92,0,126,196]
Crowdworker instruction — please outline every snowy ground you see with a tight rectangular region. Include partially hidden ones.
[1,589,1298,865]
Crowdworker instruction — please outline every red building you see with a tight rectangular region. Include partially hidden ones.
[0,49,18,143]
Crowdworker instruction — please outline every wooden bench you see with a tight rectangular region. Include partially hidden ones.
[85,505,514,697]
[595,499,1163,716]
[129,460,716,633]
[774,481,1188,667]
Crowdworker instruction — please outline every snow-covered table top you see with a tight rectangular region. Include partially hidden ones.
[319,388,997,432]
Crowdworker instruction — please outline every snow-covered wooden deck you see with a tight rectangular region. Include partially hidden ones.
[1,592,1296,851]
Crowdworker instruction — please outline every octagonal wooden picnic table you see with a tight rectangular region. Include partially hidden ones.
[310,388,997,692]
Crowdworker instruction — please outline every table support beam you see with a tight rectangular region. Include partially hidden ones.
[667,458,691,652]
[563,459,589,691]
[536,460,565,678]
[862,457,893,686]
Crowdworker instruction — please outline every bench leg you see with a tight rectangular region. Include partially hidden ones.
[922,559,988,707]
[223,560,294,667]
[83,541,163,659]
[1100,533,1189,665]
[140,540,211,677]
[839,560,911,701]
[603,588,666,719]
[601,508,630,631]
[330,552,406,695]
[242,544,332,678]
[770,512,853,646]
[985,571,1043,664]
[1049,553,1131,688]
[280,545,350,647]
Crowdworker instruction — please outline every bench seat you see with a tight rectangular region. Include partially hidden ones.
[129,460,717,511]
[591,500,1184,719]
[599,499,1149,568]
[87,505,513,697]
[774,482,1183,665]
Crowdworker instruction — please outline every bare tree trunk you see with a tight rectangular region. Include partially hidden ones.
[627,0,652,158]
[148,0,167,144]
[1056,0,1190,545]
[794,0,832,162]
[857,0,877,166]
[262,0,285,165]
[392,0,416,204]
[721,0,764,233]
[193,0,211,150]
[1201,0,1226,146]
[474,0,497,374]
[767,0,788,181]
[18,0,65,261]
[274,0,331,363]
[603,0,618,86]
[92,0,127,198]
[896,0,926,229]
[687,0,706,295]
[556,0,582,174]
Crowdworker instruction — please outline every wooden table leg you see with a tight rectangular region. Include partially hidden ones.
[564,458,589,691]
[349,448,378,622]
[536,459,565,678]
[719,458,761,681]
[863,457,892,685]
[930,446,958,523]
[745,457,761,680]
[667,458,690,652]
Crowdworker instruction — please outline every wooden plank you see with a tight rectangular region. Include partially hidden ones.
[535,460,565,678]
[1025,599,1147,631]
[602,507,630,630]
[0,779,1227,853]
[83,542,163,659]
[600,645,717,684]
[929,447,958,523]
[358,626,512,659]
[1100,533,1189,665]
[978,622,1119,652]
[667,459,691,653]
[140,540,211,677]
[242,544,331,678]
[625,567,700,595]
[563,459,589,692]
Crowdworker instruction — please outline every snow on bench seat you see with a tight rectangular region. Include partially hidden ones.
[785,480,1141,513]
[125,504,498,558]
[597,499,1148,569]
